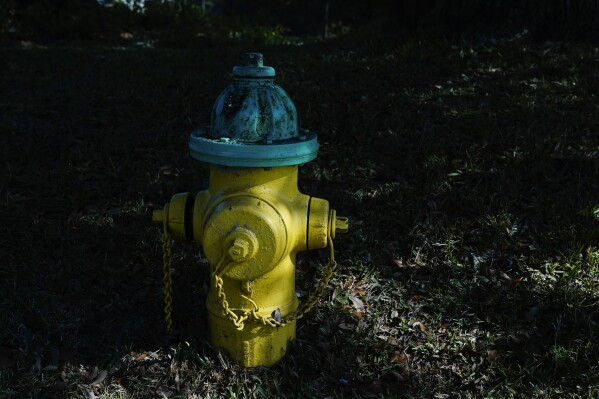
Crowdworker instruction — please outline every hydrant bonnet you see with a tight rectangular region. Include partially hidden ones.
[189,53,319,167]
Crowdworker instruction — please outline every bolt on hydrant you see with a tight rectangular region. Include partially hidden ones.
[153,53,348,367]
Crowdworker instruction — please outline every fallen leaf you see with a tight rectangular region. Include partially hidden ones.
[351,288,367,296]
[499,271,522,284]
[339,323,354,331]
[413,321,428,332]
[353,311,365,319]
[134,353,147,362]
[499,272,514,281]
[213,371,224,382]
[387,336,398,346]
[478,276,491,285]
[331,289,338,301]
[90,369,107,386]
[349,296,365,311]
[437,323,449,333]
[113,371,127,387]
[390,352,409,364]
[86,366,99,381]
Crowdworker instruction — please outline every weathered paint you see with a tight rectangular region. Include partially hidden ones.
[189,54,318,167]
[210,80,298,143]
[210,54,298,143]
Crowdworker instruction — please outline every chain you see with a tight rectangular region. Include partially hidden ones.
[288,234,337,322]
[212,230,338,330]
[161,212,340,332]
[211,256,251,331]
[161,232,174,334]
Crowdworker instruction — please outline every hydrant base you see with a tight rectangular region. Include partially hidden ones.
[209,315,296,367]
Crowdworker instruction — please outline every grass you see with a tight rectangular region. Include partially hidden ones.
[0,35,598,398]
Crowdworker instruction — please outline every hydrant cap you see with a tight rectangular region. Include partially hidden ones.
[188,53,319,167]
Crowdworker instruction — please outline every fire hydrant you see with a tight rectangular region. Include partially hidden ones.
[153,53,348,367]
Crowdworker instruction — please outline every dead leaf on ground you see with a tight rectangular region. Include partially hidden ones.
[339,323,354,331]
[89,369,107,386]
[113,371,127,387]
[86,366,99,381]
[349,295,365,311]
[387,336,398,346]
[499,271,523,284]
[413,321,428,332]
[354,279,367,288]
[353,311,365,319]
[331,289,338,301]
[437,322,450,333]
[390,351,409,364]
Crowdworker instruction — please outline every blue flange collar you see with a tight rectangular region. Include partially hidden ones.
[189,129,319,167]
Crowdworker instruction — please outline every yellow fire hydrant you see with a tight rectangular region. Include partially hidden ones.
[153,53,348,367]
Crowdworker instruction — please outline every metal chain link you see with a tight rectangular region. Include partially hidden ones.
[212,232,338,330]
[211,256,251,330]
[161,213,339,332]
[161,233,174,334]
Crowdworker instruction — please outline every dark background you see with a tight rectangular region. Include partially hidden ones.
[2,0,598,43]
